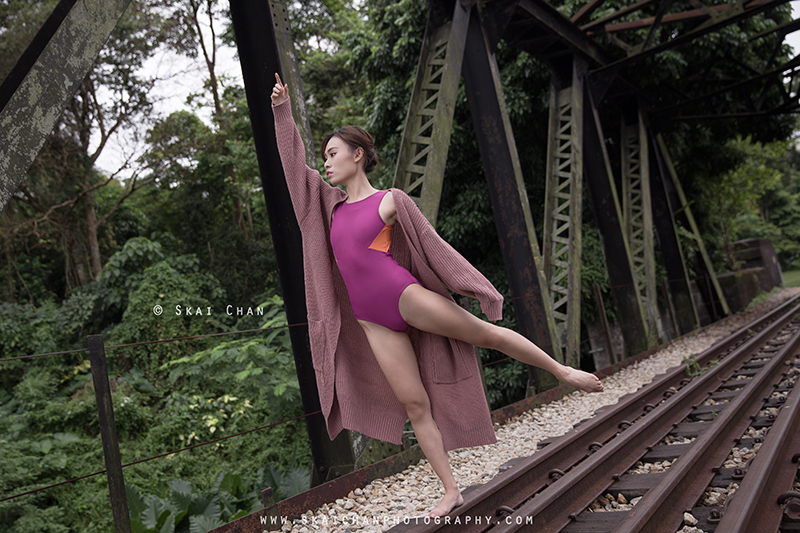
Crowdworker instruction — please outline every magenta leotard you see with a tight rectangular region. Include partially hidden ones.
[330,191,420,332]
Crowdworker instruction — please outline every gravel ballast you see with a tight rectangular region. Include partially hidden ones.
[271,288,800,533]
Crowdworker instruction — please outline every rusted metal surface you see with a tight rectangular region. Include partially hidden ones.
[621,106,660,348]
[654,134,731,319]
[542,56,584,369]
[591,0,791,74]
[583,87,650,358]
[712,349,800,532]
[650,135,699,335]
[462,5,560,392]
[612,320,800,533]
[229,0,356,487]
[389,296,800,533]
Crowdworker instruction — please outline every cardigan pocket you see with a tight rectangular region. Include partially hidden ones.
[432,337,475,384]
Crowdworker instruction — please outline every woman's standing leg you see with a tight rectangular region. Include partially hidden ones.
[358,320,464,518]
[399,285,604,392]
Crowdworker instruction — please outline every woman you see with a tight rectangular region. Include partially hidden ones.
[270,74,602,518]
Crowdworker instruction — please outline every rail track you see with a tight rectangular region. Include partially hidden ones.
[390,293,800,533]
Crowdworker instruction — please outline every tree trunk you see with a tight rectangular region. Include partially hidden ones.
[82,191,102,278]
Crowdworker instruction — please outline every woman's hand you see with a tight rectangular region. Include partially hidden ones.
[271,73,289,106]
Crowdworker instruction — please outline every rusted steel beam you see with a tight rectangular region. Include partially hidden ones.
[652,54,800,121]
[621,106,660,347]
[580,0,659,32]
[571,0,607,25]
[229,0,356,487]
[748,16,800,41]
[655,134,730,318]
[592,0,791,73]
[515,0,614,66]
[583,86,651,358]
[599,3,731,34]
[392,0,471,225]
[462,4,560,392]
[0,0,132,214]
[713,355,800,532]
[542,56,585,369]
[648,132,700,335]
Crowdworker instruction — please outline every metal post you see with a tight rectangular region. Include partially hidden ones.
[592,284,618,365]
[229,0,356,486]
[583,85,650,358]
[620,105,660,347]
[88,335,131,533]
[655,134,730,318]
[660,278,679,342]
[461,5,560,393]
[649,132,700,334]
[542,56,585,370]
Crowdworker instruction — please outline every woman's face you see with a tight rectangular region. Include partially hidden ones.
[324,136,363,185]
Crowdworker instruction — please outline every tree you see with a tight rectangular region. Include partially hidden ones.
[0,0,171,297]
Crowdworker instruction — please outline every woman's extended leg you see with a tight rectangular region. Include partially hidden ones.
[357,320,464,518]
[398,284,603,392]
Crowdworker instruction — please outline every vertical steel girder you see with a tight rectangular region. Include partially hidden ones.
[649,131,701,334]
[462,4,561,393]
[621,107,661,345]
[654,134,731,319]
[0,0,133,214]
[230,0,359,487]
[392,0,471,225]
[583,85,651,358]
[543,58,583,369]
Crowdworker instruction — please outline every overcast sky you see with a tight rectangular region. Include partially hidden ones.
[92,2,800,178]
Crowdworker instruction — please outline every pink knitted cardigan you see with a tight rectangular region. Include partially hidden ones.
[273,99,502,450]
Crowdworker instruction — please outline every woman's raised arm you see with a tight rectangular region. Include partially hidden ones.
[271,73,333,222]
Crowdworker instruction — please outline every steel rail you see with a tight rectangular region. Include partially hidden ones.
[397,295,800,533]
[709,351,800,532]
[488,307,800,533]
[610,319,800,533]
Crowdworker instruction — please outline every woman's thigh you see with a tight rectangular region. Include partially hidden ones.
[398,284,495,348]
[358,320,430,409]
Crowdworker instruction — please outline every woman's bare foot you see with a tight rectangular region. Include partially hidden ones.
[560,366,604,393]
[428,490,464,518]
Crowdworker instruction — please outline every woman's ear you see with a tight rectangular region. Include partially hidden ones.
[354,146,364,163]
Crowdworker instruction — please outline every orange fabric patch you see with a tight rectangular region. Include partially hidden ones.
[368,224,393,253]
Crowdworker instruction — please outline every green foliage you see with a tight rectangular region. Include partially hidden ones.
[700,136,787,269]
[163,296,298,401]
[126,466,309,533]
[96,236,166,314]
[107,260,221,377]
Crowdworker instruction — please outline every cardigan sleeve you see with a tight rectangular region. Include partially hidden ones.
[395,190,504,321]
[272,98,332,222]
